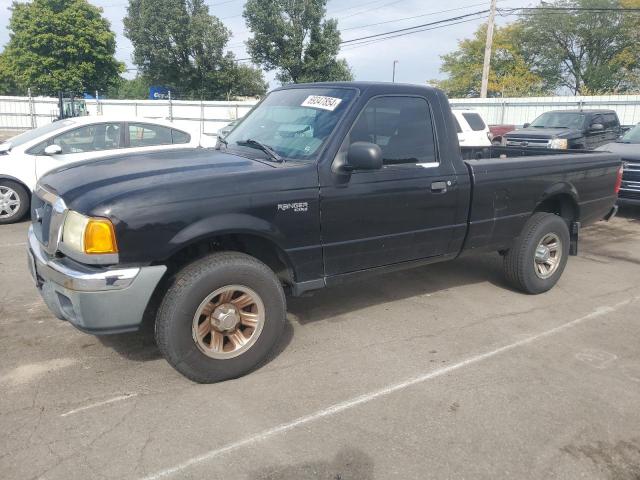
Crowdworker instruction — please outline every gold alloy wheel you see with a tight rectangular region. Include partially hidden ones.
[192,285,265,359]
[533,233,562,280]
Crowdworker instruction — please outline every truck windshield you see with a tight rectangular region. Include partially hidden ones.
[620,124,640,143]
[529,112,585,129]
[224,87,357,161]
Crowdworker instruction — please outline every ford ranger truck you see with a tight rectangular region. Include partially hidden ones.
[27,82,623,383]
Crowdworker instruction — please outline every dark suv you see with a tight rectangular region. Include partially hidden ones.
[505,109,621,150]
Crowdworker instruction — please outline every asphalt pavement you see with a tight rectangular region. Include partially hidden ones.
[1,209,640,479]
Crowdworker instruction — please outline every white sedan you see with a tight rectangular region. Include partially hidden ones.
[0,116,214,224]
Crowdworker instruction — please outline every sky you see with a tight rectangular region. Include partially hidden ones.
[0,0,537,90]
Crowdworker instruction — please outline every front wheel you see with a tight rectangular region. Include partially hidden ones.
[503,212,570,294]
[155,252,286,383]
[0,180,30,224]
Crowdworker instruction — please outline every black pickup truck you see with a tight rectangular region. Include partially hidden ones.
[28,82,622,383]
[504,109,622,150]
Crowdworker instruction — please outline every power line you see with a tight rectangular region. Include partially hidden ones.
[341,9,489,44]
[336,0,411,19]
[328,0,407,16]
[341,16,488,50]
[341,1,495,31]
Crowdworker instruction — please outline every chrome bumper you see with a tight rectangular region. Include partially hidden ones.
[28,226,166,334]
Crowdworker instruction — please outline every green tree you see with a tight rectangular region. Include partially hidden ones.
[243,0,352,84]
[433,23,548,98]
[107,75,151,99]
[219,62,268,100]
[3,0,123,96]
[0,52,21,95]
[517,0,640,94]
[124,0,266,99]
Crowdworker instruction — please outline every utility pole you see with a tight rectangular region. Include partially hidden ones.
[392,60,399,83]
[480,0,497,98]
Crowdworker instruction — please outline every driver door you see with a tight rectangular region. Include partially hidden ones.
[34,122,124,179]
[320,96,462,276]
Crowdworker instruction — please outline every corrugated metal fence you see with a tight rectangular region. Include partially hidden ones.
[449,94,640,126]
[2,93,640,135]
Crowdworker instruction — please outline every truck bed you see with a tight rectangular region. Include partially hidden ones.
[460,147,621,254]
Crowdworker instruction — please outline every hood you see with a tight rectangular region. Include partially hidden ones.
[505,128,582,140]
[39,148,272,204]
[0,142,11,154]
[596,142,640,161]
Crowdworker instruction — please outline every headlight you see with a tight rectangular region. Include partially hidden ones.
[549,138,568,149]
[62,211,118,255]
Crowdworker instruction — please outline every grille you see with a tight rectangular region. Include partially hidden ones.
[505,137,550,148]
[623,162,640,183]
[620,189,640,201]
[30,193,53,246]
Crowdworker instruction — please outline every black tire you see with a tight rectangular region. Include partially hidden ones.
[0,180,30,225]
[155,252,286,383]
[504,212,570,294]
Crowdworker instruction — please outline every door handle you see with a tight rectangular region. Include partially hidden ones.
[431,181,449,193]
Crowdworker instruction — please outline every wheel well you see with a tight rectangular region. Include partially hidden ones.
[534,194,578,223]
[0,176,31,196]
[161,233,295,287]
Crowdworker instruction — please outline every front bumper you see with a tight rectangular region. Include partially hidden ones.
[28,226,166,334]
[617,196,640,207]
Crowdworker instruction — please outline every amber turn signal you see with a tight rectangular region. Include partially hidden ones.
[84,218,118,254]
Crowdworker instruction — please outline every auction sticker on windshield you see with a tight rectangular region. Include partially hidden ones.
[301,95,342,111]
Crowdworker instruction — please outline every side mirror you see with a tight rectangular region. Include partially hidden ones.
[345,142,383,171]
[44,144,62,155]
[591,123,604,131]
[522,123,531,129]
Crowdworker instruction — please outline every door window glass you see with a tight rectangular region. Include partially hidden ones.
[604,113,618,129]
[52,123,121,154]
[591,115,604,129]
[462,112,486,131]
[171,129,191,144]
[128,123,173,148]
[348,96,437,165]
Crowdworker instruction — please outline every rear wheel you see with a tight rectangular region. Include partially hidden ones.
[0,180,30,224]
[155,252,286,383]
[504,212,570,294]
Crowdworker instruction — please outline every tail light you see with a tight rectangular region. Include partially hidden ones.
[614,164,623,195]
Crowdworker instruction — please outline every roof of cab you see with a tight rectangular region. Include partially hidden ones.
[274,81,440,94]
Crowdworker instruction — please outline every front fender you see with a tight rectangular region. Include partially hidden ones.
[166,212,287,258]
[0,154,37,191]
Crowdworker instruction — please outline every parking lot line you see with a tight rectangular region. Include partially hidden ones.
[139,296,637,480]
[0,242,26,248]
[60,393,138,417]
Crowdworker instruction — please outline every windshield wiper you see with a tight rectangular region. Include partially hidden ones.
[237,139,283,163]
[216,136,228,149]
